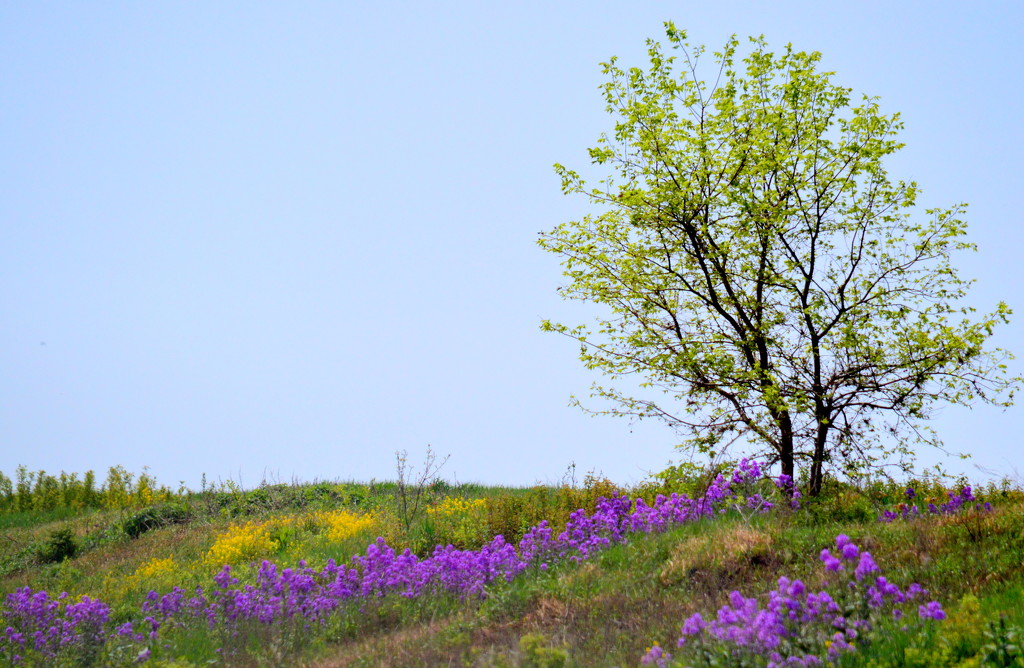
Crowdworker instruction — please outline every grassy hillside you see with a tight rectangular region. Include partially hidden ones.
[0,462,1022,667]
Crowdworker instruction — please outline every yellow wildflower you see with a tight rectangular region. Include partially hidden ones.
[134,556,176,579]
[205,522,279,567]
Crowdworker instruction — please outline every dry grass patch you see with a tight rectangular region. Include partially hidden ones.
[659,524,775,588]
[306,621,450,667]
[523,596,571,627]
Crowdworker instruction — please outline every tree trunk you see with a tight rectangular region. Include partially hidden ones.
[808,420,830,497]
[778,410,795,483]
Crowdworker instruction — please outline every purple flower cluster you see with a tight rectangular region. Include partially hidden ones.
[0,589,110,665]
[1,460,781,664]
[662,535,944,667]
[881,486,991,522]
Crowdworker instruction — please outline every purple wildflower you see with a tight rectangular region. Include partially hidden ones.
[820,549,843,572]
[680,612,706,639]
[919,601,946,620]
[854,552,879,581]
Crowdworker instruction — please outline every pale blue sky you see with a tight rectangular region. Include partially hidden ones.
[2,1,1021,489]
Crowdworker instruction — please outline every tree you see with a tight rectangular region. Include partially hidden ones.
[538,25,1020,495]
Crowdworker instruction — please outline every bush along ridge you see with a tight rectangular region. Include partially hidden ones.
[880,485,991,522]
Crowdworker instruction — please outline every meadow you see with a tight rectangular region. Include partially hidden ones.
[0,460,1022,667]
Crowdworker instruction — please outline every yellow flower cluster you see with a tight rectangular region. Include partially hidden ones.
[427,496,487,519]
[306,509,376,543]
[204,509,377,567]
[205,522,279,567]
[134,556,176,579]
[104,556,181,602]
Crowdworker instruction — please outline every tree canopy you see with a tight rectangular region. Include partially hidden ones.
[539,24,1020,494]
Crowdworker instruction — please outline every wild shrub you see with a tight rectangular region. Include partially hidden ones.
[81,469,98,508]
[37,527,79,564]
[15,465,34,511]
[578,473,621,510]
[519,486,565,530]
[122,503,191,539]
[980,477,1024,505]
[103,465,134,510]
[340,484,367,508]
[486,494,527,543]
[0,471,12,511]
[427,497,489,549]
[0,465,186,516]
[31,470,61,511]
[510,474,627,537]
[240,487,273,514]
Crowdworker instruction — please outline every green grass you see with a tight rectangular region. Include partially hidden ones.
[302,505,1024,667]
[1,466,1023,666]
